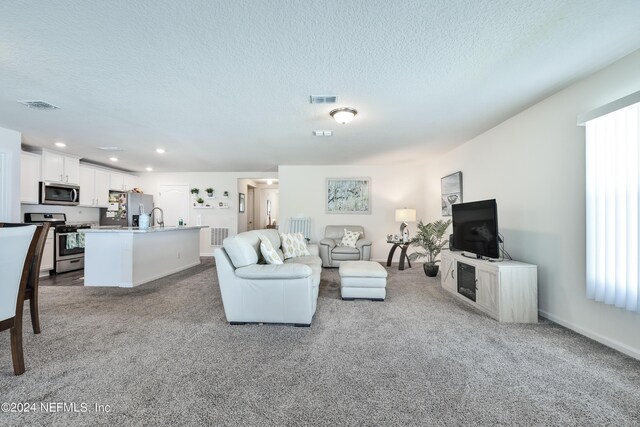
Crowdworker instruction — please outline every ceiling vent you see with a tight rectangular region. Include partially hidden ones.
[98,146,125,151]
[17,100,59,110]
[310,95,337,104]
[313,130,333,137]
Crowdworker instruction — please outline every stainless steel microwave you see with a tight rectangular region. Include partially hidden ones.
[39,181,80,206]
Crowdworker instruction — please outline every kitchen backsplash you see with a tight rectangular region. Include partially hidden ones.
[21,204,100,223]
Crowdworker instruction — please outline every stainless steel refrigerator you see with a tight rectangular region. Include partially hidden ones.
[99,191,154,227]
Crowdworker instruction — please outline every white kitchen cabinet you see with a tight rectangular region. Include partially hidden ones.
[80,165,111,207]
[40,229,55,277]
[94,169,110,206]
[109,172,138,191]
[440,251,538,323]
[42,150,80,184]
[20,152,41,204]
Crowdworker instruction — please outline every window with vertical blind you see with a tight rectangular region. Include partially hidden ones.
[582,93,640,312]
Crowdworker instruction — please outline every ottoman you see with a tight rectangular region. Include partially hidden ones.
[339,261,388,301]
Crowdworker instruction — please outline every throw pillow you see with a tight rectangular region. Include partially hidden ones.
[340,229,361,248]
[260,237,283,265]
[280,232,311,259]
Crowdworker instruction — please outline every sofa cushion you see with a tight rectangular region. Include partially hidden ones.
[256,229,281,251]
[285,255,322,267]
[235,263,312,279]
[340,229,361,247]
[332,246,360,255]
[280,232,311,259]
[223,234,260,268]
[260,237,283,265]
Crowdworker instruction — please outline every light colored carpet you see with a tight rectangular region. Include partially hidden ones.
[1,259,639,426]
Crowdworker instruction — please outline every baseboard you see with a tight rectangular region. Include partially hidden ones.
[539,309,640,360]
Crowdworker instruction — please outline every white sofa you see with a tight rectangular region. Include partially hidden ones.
[214,229,322,326]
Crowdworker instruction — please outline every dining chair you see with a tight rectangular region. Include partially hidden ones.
[0,222,50,333]
[0,225,37,375]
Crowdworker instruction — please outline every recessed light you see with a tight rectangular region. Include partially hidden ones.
[155,148,165,154]
[54,142,67,148]
[145,167,153,171]
[109,157,118,162]
[267,179,273,185]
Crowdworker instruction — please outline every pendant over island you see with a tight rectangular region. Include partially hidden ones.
[80,226,208,288]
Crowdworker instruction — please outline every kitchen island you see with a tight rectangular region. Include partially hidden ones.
[81,226,208,288]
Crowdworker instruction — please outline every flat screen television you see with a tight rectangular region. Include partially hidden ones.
[451,199,499,259]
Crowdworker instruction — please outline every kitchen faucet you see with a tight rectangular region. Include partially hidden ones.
[149,207,165,227]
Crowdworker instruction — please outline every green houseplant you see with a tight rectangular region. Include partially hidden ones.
[191,188,200,195]
[408,219,452,277]
[205,188,214,197]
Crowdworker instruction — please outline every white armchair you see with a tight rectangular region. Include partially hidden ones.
[319,225,372,268]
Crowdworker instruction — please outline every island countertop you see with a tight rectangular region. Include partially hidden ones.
[82,225,206,287]
[80,225,208,233]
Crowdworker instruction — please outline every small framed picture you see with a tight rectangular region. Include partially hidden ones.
[239,193,245,213]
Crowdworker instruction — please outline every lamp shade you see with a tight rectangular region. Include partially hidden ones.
[395,208,416,223]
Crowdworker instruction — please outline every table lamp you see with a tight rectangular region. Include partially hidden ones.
[395,208,417,243]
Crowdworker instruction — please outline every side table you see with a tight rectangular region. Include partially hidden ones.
[386,241,412,271]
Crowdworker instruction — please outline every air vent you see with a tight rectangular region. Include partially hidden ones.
[210,227,229,246]
[310,95,337,104]
[313,130,333,137]
[98,146,125,151]
[17,100,59,110]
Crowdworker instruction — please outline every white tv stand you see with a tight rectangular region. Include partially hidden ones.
[440,251,538,323]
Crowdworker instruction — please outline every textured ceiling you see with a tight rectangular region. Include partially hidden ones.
[1,0,639,172]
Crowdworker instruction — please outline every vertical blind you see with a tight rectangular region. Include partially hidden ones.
[585,101,639,312]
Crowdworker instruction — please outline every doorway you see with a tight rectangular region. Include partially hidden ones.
[237,178,279,233]
[246,186,255,231]
[158,184,190,226]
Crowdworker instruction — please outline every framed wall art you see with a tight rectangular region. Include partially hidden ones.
[326,177,371,214]
[441,171,462,216]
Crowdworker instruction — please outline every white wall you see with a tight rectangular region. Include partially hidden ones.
[279,165,425,261]
[138,171,277,256]
[0,126,21,221]
[424,49,640,359]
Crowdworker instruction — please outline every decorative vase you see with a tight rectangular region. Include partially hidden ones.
[423,263,439,277]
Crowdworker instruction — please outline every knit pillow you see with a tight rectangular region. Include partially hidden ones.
[280,232,311,259]
[260,237,283,265]
[340,229,361,248]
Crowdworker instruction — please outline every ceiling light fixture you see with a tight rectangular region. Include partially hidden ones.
[109,157,118,162]
[330,107,357,124]
[155,148,166,154]
[146,167,153,171]
[267,179,273,185]
[54,142,67,148]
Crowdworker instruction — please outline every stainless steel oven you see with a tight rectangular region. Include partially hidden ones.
[40,181,80,206]
[55,224,90,273]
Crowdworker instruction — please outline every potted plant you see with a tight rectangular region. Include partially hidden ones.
[196,197,204,206]
[191,188,200,196]
[408,219,452,277]
[205,187,214,197]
